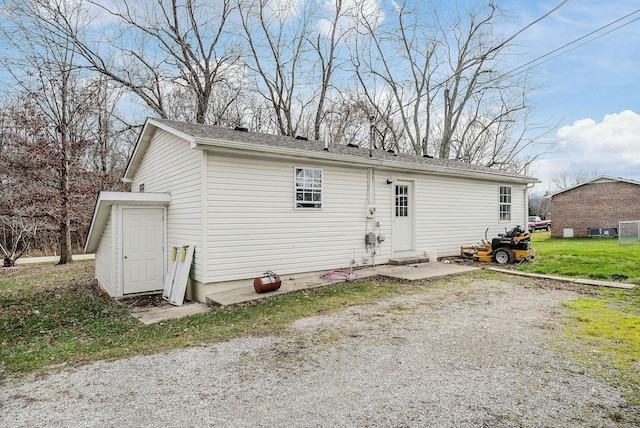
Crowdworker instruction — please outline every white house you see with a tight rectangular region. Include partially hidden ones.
[85,118,538,302]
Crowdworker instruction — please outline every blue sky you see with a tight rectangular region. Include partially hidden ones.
[1,0,637,192]
[498,0,640,191]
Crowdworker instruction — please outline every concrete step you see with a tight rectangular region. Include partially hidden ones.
[388,255,429,265]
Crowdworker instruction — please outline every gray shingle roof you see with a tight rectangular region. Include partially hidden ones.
[150,117,537,182]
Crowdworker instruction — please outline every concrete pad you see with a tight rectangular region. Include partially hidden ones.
[16,254,95,265]
[206,262,480,307]
[488,267,636,289]
[388,255,429,265]
[205,269,373,307]
[379,262,479,281]
[488,268,572,283]
[130,302,210,325]
[126,263,635,323]
[572,278,636,289]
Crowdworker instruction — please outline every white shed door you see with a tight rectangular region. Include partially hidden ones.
[392,182,414,252]
[122,208,164,294]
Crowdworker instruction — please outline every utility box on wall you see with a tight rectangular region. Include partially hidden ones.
[588,227,618,238]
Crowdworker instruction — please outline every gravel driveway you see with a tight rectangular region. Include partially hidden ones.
[1,276,631,427]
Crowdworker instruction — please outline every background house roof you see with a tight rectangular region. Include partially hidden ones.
[548,175,640,198]
[124,117,539,184]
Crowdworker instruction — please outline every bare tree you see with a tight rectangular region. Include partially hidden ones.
[308,0,351,141]
[82,75,139,185]
[551,169,601,192]
[236,0,313,136]
[528,191,551,219]
[436,3,506,159]
[347,0,555,170]
[311,88,403,152]
[0,100,73,264]
[0,164,50,267]
[1,1,92,263]
[1,1,130,263]
[13,0,240,124]
[350,0,439,155]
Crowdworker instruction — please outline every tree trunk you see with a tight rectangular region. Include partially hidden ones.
[58,120,72,265]
[58,215,72,264]
[440,89,452,159]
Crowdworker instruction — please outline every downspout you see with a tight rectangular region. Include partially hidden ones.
[525,183,534,227]
[364,167,381,266]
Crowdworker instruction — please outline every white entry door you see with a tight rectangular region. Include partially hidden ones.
[392,181,414,252]
[122,208,164,294]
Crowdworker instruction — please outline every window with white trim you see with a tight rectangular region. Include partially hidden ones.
[295,167,322,209]
[395,185,409,217]
[499,185,511,221]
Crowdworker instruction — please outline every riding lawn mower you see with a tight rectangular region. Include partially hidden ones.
[460,225,535,264]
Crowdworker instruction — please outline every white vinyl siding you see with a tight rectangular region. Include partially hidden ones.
[203,152,527,282]
[131,132,203,281]
[122,123,529,292]
[94,204,123,297]
[412,175,526,257]
[206,155,373,282]
[94,211,114,295]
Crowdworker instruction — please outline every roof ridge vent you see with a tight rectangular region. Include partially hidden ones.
[234,126,248,132]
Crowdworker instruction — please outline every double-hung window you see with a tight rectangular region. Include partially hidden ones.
[295,167,322,209]
[395,185,409,217]
[499,185,511,221]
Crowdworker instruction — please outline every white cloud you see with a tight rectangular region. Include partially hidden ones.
[530,110,640,192]
[317,0,385,38]
[557,110,640,168]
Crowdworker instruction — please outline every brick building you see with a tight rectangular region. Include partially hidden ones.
[549,176,640,238]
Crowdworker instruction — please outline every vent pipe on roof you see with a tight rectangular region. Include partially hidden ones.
[369,115,375,157]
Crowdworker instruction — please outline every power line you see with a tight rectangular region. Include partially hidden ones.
[425,7,640,112]
[399,1,572,112]
[500,0,569,48]
[501,8,640,80]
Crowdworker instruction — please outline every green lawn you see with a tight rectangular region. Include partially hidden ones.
[1,252,638,414]
[519,231,640,405]
[518,231,640,285]
[0,262,404,375]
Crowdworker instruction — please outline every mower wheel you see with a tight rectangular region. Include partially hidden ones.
[493,248,515,264]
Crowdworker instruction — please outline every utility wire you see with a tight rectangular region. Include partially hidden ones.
[424,7,640,112]
[384,3,639,121]
[500,8,640,80]
[499,0,569,49]
[396,1,571,113]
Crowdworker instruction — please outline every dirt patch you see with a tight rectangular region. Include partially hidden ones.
[119,293,168,308]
